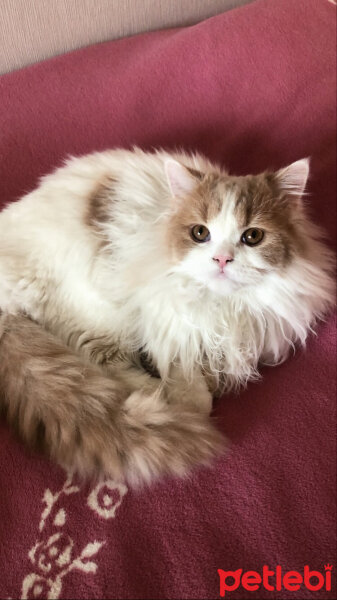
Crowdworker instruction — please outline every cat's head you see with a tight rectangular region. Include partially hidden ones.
[165,157,310,296]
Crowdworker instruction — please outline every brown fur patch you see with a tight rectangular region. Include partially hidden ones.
[65,330,141,379]
[167,173,223,259]
[86,176,117,228]
[0,313,224,484]
[234,173,306,267]
[167,166,306,268]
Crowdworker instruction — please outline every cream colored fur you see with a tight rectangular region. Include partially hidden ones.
[0,148,335,482]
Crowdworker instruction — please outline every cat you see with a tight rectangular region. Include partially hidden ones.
[0,148,334,485]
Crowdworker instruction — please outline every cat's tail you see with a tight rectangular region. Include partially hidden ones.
[0,313,224,485]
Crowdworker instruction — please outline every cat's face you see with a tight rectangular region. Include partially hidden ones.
[165,158,309,296]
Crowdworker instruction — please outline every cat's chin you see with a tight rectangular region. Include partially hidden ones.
[205,277,241,297]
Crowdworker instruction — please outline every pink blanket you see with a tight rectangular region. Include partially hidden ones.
[0,0,335,598]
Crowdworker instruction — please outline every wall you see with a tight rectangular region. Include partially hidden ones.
[0,0,253,74]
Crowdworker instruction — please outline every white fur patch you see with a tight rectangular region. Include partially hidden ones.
[0,148,334,392]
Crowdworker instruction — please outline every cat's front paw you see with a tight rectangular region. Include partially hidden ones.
[165,385,213,415]
[185,388,213,415]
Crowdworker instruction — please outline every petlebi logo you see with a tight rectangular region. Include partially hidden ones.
[218,564,333,597]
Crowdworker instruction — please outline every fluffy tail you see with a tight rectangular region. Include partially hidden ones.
[0,313,224,485]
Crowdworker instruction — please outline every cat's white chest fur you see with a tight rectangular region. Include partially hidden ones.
[0,147,334,395]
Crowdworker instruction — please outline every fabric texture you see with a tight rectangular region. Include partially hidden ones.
[0,0,336,598]
[0,0,253,75]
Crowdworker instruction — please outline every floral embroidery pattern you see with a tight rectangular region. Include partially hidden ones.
[88,480,127,519]
[19,473,127,599]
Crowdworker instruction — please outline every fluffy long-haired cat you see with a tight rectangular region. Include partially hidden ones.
[0,148,334,485]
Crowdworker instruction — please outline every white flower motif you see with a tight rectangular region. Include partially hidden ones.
[18,473,126,600]
[38,473,79,532]
[87,480,127,519]
[29,533,74,573]
[21,574,53,599]
[70,541,105,574]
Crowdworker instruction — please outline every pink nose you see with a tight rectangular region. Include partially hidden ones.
[213,254,233,270]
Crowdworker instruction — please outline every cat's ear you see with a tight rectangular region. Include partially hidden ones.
[165,159,201,198]
[275,158,310,199]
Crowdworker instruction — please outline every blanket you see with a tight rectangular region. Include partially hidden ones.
[0,0,335,598]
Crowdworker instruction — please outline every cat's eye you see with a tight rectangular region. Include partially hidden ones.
[241,228,264,246]
[190,224,211,243]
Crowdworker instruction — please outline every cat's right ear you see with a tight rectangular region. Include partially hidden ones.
[165,159,201,198]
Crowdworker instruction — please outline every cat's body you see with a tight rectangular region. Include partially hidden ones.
[0,148,334,484]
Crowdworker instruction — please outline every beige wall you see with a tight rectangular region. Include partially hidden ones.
[0,0,252,74]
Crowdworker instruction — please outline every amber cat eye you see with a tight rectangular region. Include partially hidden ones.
[190,224,211,243]
[241,228,264,246]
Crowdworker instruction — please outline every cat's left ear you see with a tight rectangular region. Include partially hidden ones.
[165,159,202,198]
[275,158,310,199]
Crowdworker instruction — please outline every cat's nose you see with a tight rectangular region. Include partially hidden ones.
[213,254,234,270]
